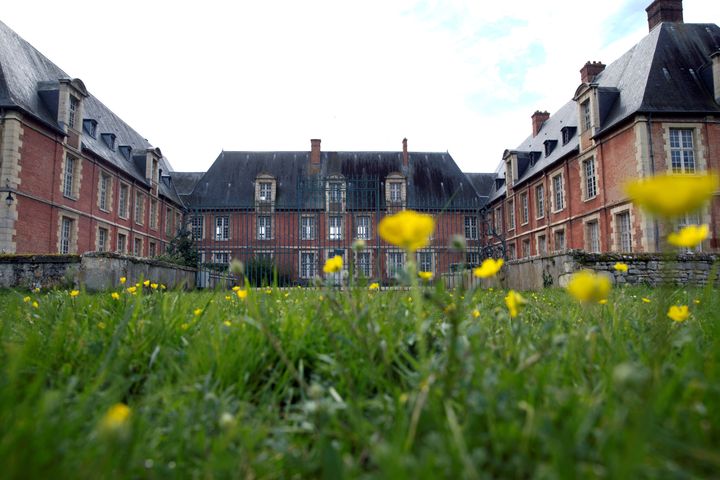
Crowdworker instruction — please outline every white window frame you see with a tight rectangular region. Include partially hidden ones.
[521,238,531,258]
[63,155,76,198]
[215,216,229,241]
[259,181,273,202]
[355,215,371,240]
[464,216,478,240]
[97,227,108,252]
[134,191,145,226]
[60,217,73,254]
[387,251,405,277]
[669,128,696,174]
[118,183,129,219]
[329,215,343,240]
[389,182,402,203]
[134,237,143,257]
[417,250,434,273]
[98,172,111,212]
[552,173,565,212]
[586,220,600,253]
[554,229,566,252]
[536,234,547,256]
[191,215,204,240]
[117,232,127,254]
[257,215,272,240]
[300,251,317,279]
[583,157,597,200]
[507,199,515,230]
[616,211,632,252]
[356,251,372,277]
[520,192,529,225]
[535,184,545,219]
[300,215,316,241]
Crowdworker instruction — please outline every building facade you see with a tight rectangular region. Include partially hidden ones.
[480,0,720,259]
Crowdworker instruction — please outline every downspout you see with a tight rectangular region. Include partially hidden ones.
[646,113,660,251]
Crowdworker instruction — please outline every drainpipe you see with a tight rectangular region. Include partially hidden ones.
[646,113,660,252]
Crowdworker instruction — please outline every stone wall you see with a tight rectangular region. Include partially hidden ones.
[0,253,196,291]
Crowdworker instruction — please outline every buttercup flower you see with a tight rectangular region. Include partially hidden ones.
[193,308,203,316]
[32,301,39,309]
[150,283,158,290]
[667,224,709,248]
[667,305,689,322]
[98,403,131,435]
[236,289,248,300]
[369,282,380,291]
[126,286,137,294]
[625,173,718,217]
[69,290,80,297]
[418,271,433,281]
[614,262,628,272]
[472,309,480,318]
[143,280,150,287]
[111,292,120,300]
[566,270,612,304]
[473,258,504,278]
[505,290,526,318]
[23,296,31,303]
[119,277,127,285]
[232,286,241,292]
[378,210,435,253]
[642,297,651,303]
[323,255,343,274]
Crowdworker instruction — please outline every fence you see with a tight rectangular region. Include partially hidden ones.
[189,176,502,288]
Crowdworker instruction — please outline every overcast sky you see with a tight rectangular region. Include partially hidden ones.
[2,0,718,173]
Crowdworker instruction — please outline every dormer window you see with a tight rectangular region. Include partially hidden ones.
[118,145,132,160]
[389,182,401,202]
[152,158,159,183]
[544,140,557,157]
[581,100,591,132]
[255,174,276,208]
[329,182,343,203]
[83,119,98,138]
[385,173,406,208]
[68,95,79,129]
[529,151,541,166]
[101,133,116,151]
[561,126,576,145]
[259,182,272,201]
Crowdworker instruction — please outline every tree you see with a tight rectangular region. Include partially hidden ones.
[159,228,199,267]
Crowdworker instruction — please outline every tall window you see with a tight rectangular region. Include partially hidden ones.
[118,184,129,218]
[63,155,76,198]
[494,207,503,233]
[669,129,695,173]
[417,251,433,273]
[535,184,545,219]
[257,215,272,240]
[586,221,600,252]
[329,182,343,203]
[537,234,547,255]
[134,238,143,256]
[552,174,564,211]
[60,217,73,254]
[300,252,316,279]
[215,216,229,240]
[583,158,597,199]
[301,216,315,240]
[149,242,156,257]
[582,100,591,131]
[389,182,402,203]
[259,182,272,201]
[388,252,404,276]
[191,216,204,240]
[68,95,79,129]
[99,173,110,211]
[466,251,480,267]
[464,216,478,239]
[554,229,566,251]
[521,238,530,258]
[357,252,372,277]
[520,192,529,224]
[150,199,158,230]
[507,199,515,230]
[356,216,371,240]
[617,211,632,252]
[165,208,173,236]
[329,216,343,240]
[135,192,145,225]
[97,227,108,252]
[117,233,127,253]
[212,252,230,264]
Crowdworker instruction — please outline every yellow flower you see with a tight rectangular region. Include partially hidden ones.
[223,320,232,327]
[23,296,31,303]
[111,292,120,300]
[566,270,611,304]
[504,290,526,318]
[232,286,241,292]
[225,295,232,301]
[369,282,380,291]
[642,297,651,303]
[119,277,127,285]
[625,173,718,217]
[98,322,106,330]
[323,255,343,274]
[32,301,39,309]
[598,299,608,305]
[614,262,628,272]
[126,286,137,294]
[150,283,158,290]
[473,258,504,278]
[180,323,190,331]
[143,280,150,287]
[33,287,41,293]
[193,308,203,316]
[69,290,80,297]
[667,224,709,248]
[99,403,131,434]
[160,284,167,290]
[236,289,248,300]
[418,271,433,281]
[693,299,700,305]
[472,309,480,318]
[378,210,435,252]
[667,305,689,322]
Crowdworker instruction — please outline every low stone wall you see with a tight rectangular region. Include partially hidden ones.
[447,251,720,291]
[0,253,196,291]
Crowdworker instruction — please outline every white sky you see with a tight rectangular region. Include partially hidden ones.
[2,0,719,173]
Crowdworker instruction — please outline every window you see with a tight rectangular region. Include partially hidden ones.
[329,216,343,240]
[149,242,156,257]
[586,221,600,253]
[135,192,145,225]
[535,184,545,219]
[356,216,371,240]
[150,199,158,229]
[212,251,230,264]
[552,174,564,211]
[537,234,547,255]
[63,155,76,198]
[99,173,111,211]
[300,252,316,279]
[466,251,480,267]
[259,182,273,201]
[544,140,557,157]
[506,160,514,186]
[215,216,229,241]
[582,100,591,131]
[522,238,530,258]
[191,216,204,240]
[464,216,478,239]
[175,212,181,233]
[152,158,159,184]
[388,252,404,277]
[583,158,597,199]
[554,229,566,251]
[68,95,79,129]
[494,207,503,234]
[60,217,73,254]
[389,182,402,203]
[561,126,575,145]
[134,237,143,257]
[329,182,343,203]
[508,243,516,260]
[520,193,529,224]
[417,251,433,273]
[301,216,315,240]
[257,215,272,240]
[97,227,108,252]
[616,211,632,252]
[117,233,127,253]
[669,128,696,173]
[357,251,372,277]
[166,208,173,236]
[118,184,129,218]
[507,199,515,230]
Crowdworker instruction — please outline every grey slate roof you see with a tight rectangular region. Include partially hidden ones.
[0,20,183,207]
[185,150,483,211]
[464,173,496,200]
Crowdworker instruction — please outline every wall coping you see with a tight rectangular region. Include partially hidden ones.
[505,250,719,266]
[82,252,197,272]
[0,254,81,264]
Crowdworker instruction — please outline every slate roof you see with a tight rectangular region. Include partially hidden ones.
[0,20,183,207]
[184,150,483,211]
[464,173,496,201]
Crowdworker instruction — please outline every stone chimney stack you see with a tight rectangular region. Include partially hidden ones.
[646,0,683,31]
[580,61,606,84]
[531,111,550,137]
[402,138,409,166]
[310,139,321,166]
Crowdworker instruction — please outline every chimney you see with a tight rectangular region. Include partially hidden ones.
[310,139,321,166]
[580,61,606,84]
[402,138,408,166]
[712,51,720,106]
[531,111,550,137]
[646,0,683,31]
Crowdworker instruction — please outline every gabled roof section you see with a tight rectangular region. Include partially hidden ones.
[464,173,496,202]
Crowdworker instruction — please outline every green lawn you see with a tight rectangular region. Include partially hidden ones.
[0,282,718,479]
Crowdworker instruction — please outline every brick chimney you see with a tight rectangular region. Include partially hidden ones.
[310,139,321,166]
[646,0,683,31]
[580,61,606,84]
[402,138,408,166]
[531,111,550,137]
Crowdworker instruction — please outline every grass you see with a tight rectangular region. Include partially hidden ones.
[0,281,719,479]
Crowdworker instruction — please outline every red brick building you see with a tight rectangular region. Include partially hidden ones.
[0,20,185,257]
[478,0,720,258]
